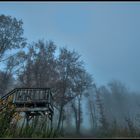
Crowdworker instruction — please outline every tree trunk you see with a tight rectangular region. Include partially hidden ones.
[71,101,78,133]
[57,78,67,131]
[77,95,82,134]
[88,98,95,130]
[57,104,64,131]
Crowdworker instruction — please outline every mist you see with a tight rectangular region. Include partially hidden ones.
[0,2,140,138]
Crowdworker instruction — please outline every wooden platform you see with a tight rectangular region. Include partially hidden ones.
[0,88,54,123]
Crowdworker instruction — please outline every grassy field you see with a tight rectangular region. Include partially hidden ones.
[1,97,140,138]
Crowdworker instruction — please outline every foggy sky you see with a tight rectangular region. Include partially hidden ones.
[0,2,140,92]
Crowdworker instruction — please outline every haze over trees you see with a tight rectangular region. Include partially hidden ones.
[0,14,140,138]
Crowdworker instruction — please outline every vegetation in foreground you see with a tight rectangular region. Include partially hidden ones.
[1,96,140,138]
[0,97,60,138]
[1,14,140,138]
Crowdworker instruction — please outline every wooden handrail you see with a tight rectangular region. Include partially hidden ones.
[1,88,51,100]
[1,88,17,100]
[0,88,56,112]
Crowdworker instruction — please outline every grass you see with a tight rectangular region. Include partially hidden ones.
[0,113,60,138]
[0,97,60,138]
[1,97,140,138]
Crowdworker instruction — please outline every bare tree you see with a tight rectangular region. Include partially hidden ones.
[71,71,93,134]
[0,14,26,95]
[96,86,108,131]
[56,47,86,131]
[86,87,98,131]
[0,14,26,62]
[18,40,58,88]
[17,41,94,133]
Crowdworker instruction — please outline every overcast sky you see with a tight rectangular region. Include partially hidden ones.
[0,2,140,92]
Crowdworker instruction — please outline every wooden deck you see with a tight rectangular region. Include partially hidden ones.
[0,88,54,123]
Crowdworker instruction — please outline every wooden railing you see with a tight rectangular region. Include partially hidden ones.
[0,88,54,119]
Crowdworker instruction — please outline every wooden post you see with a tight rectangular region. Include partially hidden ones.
[50,114,53,130]
[25,112,30,127]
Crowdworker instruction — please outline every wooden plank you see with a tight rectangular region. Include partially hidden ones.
[15,107,49,112]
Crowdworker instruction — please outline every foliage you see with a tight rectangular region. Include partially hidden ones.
[1,14,140,138]
[0,97,60,138]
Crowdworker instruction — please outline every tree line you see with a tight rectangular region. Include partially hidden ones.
[1,14,140,137]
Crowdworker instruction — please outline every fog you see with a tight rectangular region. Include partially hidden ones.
[0,2,140,138]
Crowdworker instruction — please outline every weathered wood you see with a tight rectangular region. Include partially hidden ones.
[14,89,49,103]
[0,88,54,123]
[16,107,49,112]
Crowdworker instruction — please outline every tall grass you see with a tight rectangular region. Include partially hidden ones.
[2,97,140,138]
[0,98,60,138]
[0,112,60,138]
